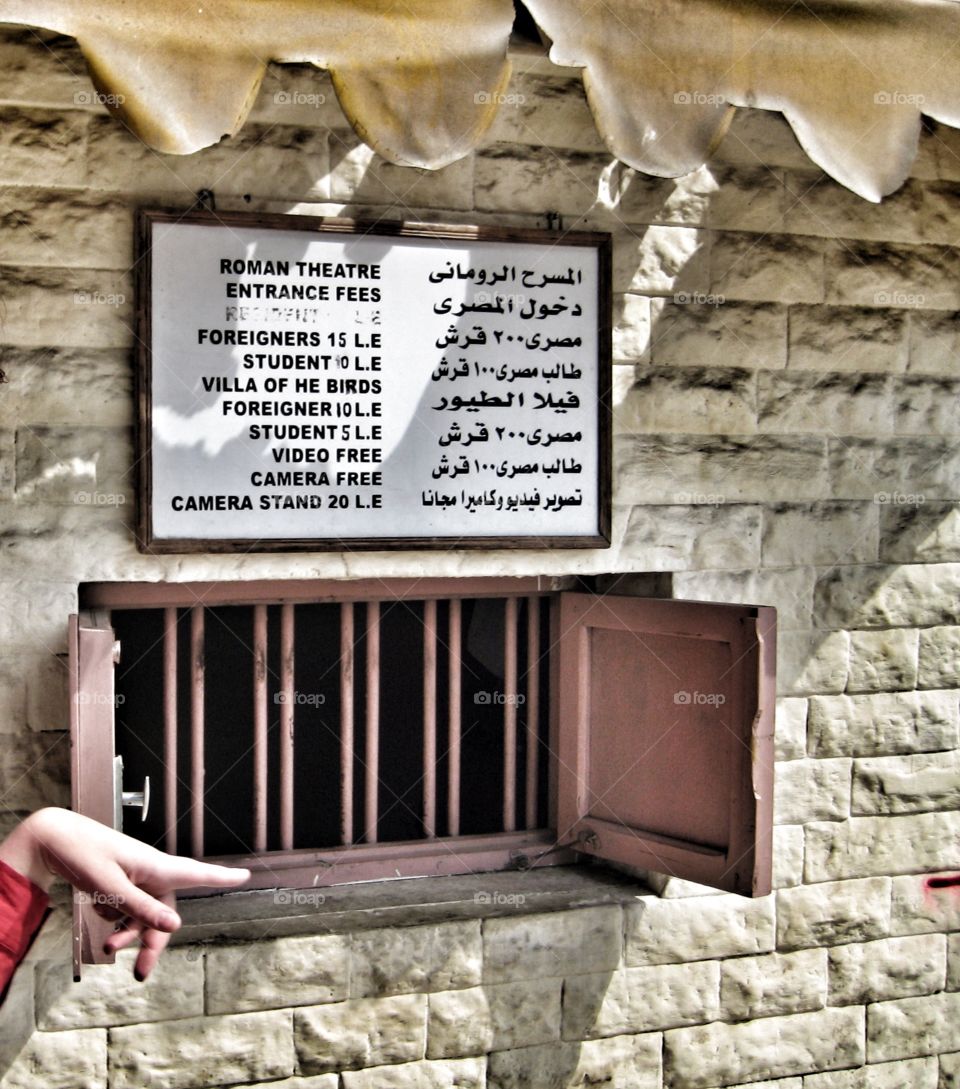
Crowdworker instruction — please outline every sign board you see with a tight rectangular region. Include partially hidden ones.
[136,210,611,552]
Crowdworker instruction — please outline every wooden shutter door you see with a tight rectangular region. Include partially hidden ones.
[68,611,120,977]
[555,594,776,896]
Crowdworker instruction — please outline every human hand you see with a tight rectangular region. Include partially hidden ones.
[0,808,250,980]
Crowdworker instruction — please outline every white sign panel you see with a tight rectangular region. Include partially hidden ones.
[137,211,611,551]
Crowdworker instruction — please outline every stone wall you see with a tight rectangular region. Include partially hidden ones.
[0,25,958,1089]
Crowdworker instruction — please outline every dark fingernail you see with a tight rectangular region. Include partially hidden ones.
[134,969,145,983]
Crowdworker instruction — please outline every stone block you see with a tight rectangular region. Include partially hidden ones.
[782,171,924,243]
[805,811,960,882]
[776,697,808,761]
[476,145,610,216]
[824,239,960,310]
[814,563,960,630]
[880,502,960,563]
[427,979,562,1059]
[0,106,89,189]
[704,165,787,233]
[895,375,960,435]
[852,752,960,816]
[616,434,831,506]
[247,65,344,129]
[15,427,132,505]
[758,372,894,437]
[562,961,720,1039]
[890,873,960,936]
[918,626,960,688]
[206,934,350,1013]
[110,1010,295,1089]
[0,29,91,108]
[673,567,815,631]
[942,1052,960,1089]
[0,347,131,429]
[0,190,132,270]
[828,934,946,1005]
[482,906,620,985]
[908,310,960,376]
[949,934,959,991]
[624,893,775,966]
[351,921,481,998]
[720,948,827,1021]
[807,691,959,758]
[0,266,133,350]
[778,630,851,697]
[341,1057,485,1089]
[36,948,203,1029]
[296,995,426,1074]
[612,293,652,362]
[0,1026,106,1089]
[762,503,878,568]
[616,365,757,435]
[712,108,814,171]
[663,1006,864,1088]
[487,1032,661,1089]
[0,430,14,501]
[773,824,805,890]
[804,1057,938,1089]
[777,878,891,950]
[711,231,824,304]
[829,437,960,502]
[649,299,788,370]
[787,304,908,373]
[847,629,919,693]
[621,503,761,572]
[775,758,851,824]
[612,225,710,295]
[867,991,960,1062]
[481,71,605,154]
[616,163,715,227]
[0,728,70,809]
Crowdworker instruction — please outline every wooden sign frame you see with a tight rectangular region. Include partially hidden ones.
[135,209,612,553]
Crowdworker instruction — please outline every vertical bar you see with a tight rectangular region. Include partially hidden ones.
[525,595,541,830]
[190,606,205,858]
[364,600,380,844]
[163,606,177,855]
[253,603,268,853]
[280,603,295,851]
[447,598,462,837]
[503,596,518,832]
[423,599,437,838]
[340,603,355,845]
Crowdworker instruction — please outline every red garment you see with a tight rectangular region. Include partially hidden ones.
[0,858,49,1000]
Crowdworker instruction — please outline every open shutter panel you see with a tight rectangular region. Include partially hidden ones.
[68,611,120,978]
[555,594,776,897]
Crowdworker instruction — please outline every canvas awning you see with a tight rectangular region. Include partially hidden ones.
[1,0,958,201]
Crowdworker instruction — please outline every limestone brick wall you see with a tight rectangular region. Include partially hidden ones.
[0,24,958,1089]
